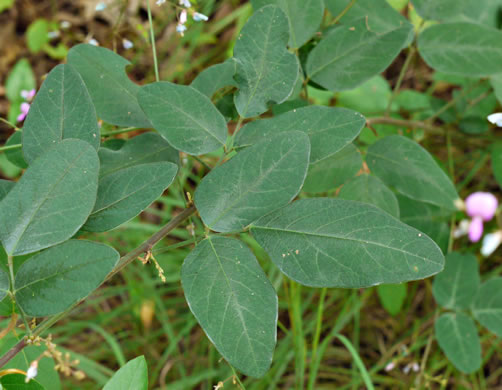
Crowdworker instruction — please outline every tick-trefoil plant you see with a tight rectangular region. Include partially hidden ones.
[1,0,502,387]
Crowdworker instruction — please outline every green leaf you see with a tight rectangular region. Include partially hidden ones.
[251,198,445,288]
[235,106,365,163]
[22,64,99,164]
[367,135,459,210]
[138,82,227,155]
[195,131,310,232]
[397,195,450,253]
[181,236,278,378]
[0,0,14,13]
[377,283,407,316]
[5,132,27,169]
[492,142,502,188]
[0,374,45,389]
[98,132,179,178]
[83,162,178,232]
[337,75,392,114]
[472,278,502,338]
[325,0,411,34]
[190,60,237,98]
[43,42,68,60]
[306,19,412,91]
[432,252,480,310]
[26,19,50,53]
[302,144,362,193]
[5,59,36,102]
[491,73,502,105]
[272,98,308,115]
[459,117,490,135]
[418,23,502,77]
[103,356,148,390]
[412,0,502,26]
[0,139,99,256]
[233,5,300,118]
[67,43,151,128]
[14,240,119,317]
[0,267,8,302]
[0,179,15,201]
[338,174,400,218]
[410,0,465,20]
[251,0,324,48]
[454,82,496,120]
[435,313,481,374]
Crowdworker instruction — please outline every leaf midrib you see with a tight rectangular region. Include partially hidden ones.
[209,137,303,227]
[251,225,439,263]
[207,238,259,372]
[7,147,89,255]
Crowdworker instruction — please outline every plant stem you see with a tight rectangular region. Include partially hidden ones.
[101,127,142,137]
[309,288,326,385]
[226,116,244,152]
[6,255,31,337]
[109,205,196,277]
[146,0,160,82]
[425,80,482,122]
[385,46,415,116]
[0,143,22,153]
[0,205,197,369]
[366,117,442,133]
[330,0,357,25]
[0,118,20,131]
[446,128,456,254]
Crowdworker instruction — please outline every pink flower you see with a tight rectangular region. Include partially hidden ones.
[20,89,36,100]
[16,88,36,122]
[465,192,498,242]
[17,102,31,122]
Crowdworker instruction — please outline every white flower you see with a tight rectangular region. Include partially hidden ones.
[180,9,187,24]
[95,2,106,11]
[193,12,209,22]
[488,113,502,127]
[384,361,395,372]
[179,0,191,7]
[176,24,187,36]
[122,39,134,49]
[25,361,38,383]
[481,231,502,257]
[156,0,166,5]
[88,38,99,46]
[453,219,470,239]
[60,20,71,29]
[47,30,60,39]
[411,362,420,372]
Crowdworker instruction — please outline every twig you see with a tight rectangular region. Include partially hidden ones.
[0,205,197,368]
